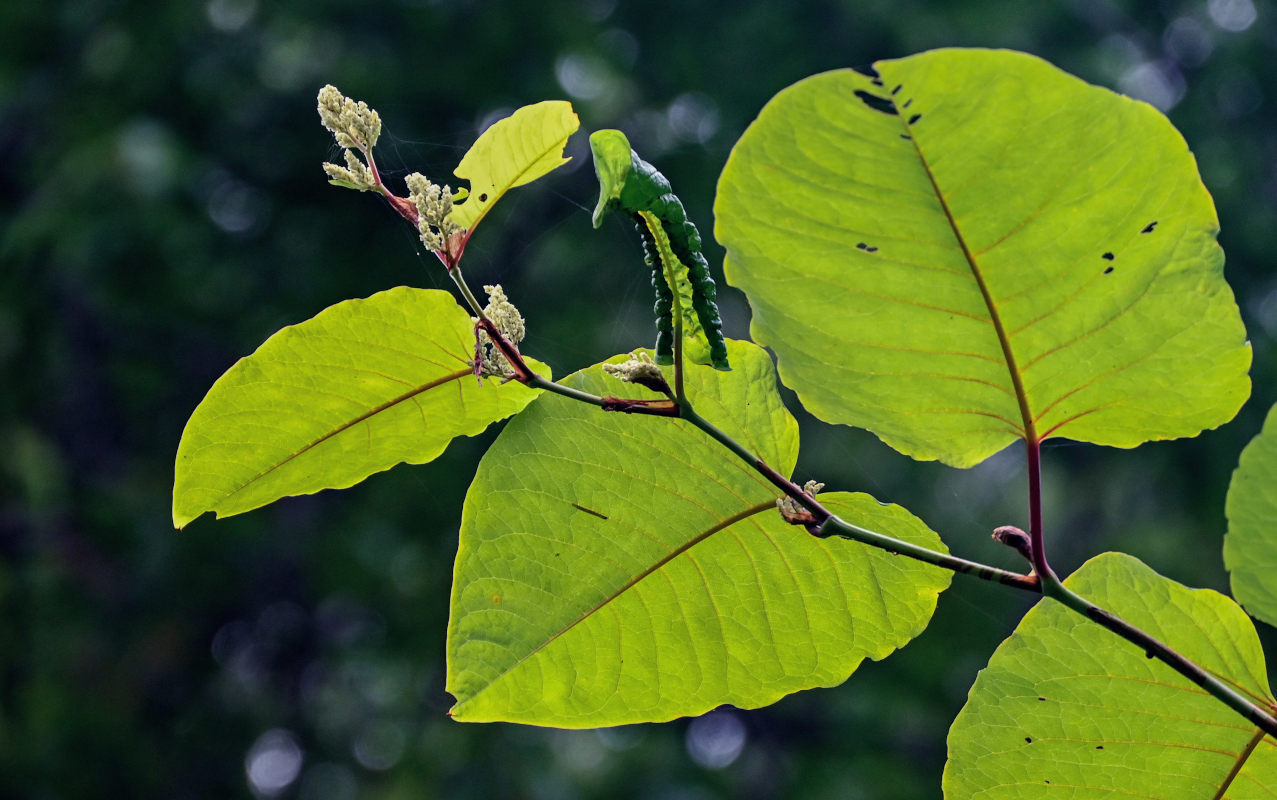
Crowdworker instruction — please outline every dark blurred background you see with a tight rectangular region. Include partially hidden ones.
[3,0,1276,797]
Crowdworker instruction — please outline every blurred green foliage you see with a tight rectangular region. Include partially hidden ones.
[2,0,1275,797]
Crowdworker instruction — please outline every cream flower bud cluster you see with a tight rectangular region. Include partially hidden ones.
[777,480,825,517]
[602,351,663,384]
[317,84,381,150]
[405,173,465,251]
[318,85,381,192]
[475,285,525,378]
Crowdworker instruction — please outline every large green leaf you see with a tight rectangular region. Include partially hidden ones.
[173,287,547,528]
[945,553,1276,799]
[448,100,580,232]
[1226,402,1277,628]
[715,48,1250,468]
[446,340,951,726]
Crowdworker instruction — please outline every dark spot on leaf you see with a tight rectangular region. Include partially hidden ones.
[571,503,608,520]
[908,113,922,125]
[852,63,881,79]
[1104,266,1114,274]
[892,84,902,95]
[899,134,912,140]
[479,193,489,202]
[1044,781,1050,785]
[903,98,913,108]
[1102,252,1114,260]
[1142,221,1158,233]
[854,90,897,115]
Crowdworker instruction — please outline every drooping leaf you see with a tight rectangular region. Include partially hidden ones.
[173,287,547,528]
[1226,402,1277,628]
[448,100,580,232]
[446,339,950,726]
[716,49,1250,468]
[945,552,1276,799]
[590,129,730,370]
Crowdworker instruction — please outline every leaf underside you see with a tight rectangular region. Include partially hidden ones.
[715,48,1250,468]
[1225,401,1277,628]
[446,340,951,726]
[448,100,580,232]
[945,552,1276,799]
[172,287,546,527]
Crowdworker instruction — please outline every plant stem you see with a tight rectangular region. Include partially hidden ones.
[677,404,1039,591]
[684,397,1277,735]
[1044,579,1277,737]
[449,267,486,318]
[1025,438,1058,583]
[1025,436,1277,737]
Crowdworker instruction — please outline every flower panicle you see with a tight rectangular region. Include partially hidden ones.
[474,285,525,378]
[317,85,382,193]
[406,173,466,252]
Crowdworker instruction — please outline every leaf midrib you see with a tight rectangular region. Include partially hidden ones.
[899,105,1036,442]
[454,126,573,234]
[194,366,474,519]
[452,498,779,714]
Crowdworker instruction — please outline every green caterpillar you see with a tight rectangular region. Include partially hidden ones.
[589,130,730,371]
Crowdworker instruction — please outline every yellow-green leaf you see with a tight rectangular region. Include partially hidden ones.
[1226,401,1277,628]
[716,48,1250,467]
[446,340,950,726]
[173,287,547,528]
[448,100,580,232]
[945,553,1276,799]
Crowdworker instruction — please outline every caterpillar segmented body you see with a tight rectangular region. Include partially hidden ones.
[589,129,730,371]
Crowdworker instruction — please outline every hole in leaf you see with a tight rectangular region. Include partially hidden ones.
[908,113,922,124]
[852,63,881,79]
[1024,737,1033,743]
[1142,220,1158,233]
[892,84,902,95]
[854,90,897,115]
[871,78,884,87]
[899,134,911,140]
[1096,746,1104,750]
[903,98,913,108]
[1037,697,1046,702]
[856,242,879,253]
[1104,266,1115,274]
[1102,252,1115,260]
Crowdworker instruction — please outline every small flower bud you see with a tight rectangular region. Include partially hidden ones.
[473,285,525,378]
[602,351,672,396]
[317,84,381,150]
[406,173,466,251]
[777,480,824,525]
[318,85,383,193]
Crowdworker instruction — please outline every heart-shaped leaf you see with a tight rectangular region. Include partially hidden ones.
[448,100,580,233]
[945,552,1276,798]
[716,48,1250,467]
[173,287,547,528]
[1226,401,1277,628]
[446,340,950,726]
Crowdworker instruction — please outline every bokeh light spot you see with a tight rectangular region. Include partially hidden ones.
[245,729,304,797]
[685,710,746,770]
